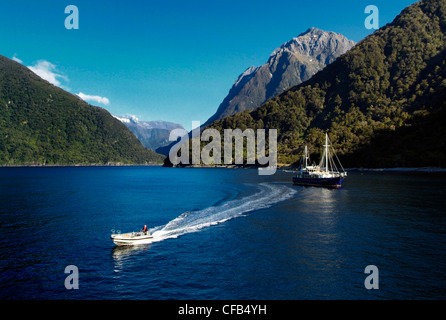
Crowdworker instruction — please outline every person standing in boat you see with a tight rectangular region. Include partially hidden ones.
[142,225,148,235]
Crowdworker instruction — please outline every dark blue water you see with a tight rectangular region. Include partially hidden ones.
[0,167,445,299]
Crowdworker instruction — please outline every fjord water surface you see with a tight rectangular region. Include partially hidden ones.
[0,167,445,299]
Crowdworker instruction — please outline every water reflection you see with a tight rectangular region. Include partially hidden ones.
[298,186,346,213]
[293,186,347,252]
[111,244,151,273]
[319,187,337,212]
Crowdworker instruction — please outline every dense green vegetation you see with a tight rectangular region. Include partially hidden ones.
[0,55,164,165]
[207,0,446,168]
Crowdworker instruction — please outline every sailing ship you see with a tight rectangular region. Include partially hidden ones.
[292,133,347,188]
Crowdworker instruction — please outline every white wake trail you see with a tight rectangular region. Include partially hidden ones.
[146,183,295,244]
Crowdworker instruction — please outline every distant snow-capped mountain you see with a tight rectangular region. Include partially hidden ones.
[203,27,356,127]
[113,115,184,153]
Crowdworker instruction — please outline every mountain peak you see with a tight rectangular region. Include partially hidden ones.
[269,28,355,64]
[202,28,355,127]
[114,115,185,153]
[206,0,446,168]
[299,27,326,36]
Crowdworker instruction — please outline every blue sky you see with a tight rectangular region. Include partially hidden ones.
[0,0,416,130]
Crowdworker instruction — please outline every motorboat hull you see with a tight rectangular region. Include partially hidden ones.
[111,232,153,246]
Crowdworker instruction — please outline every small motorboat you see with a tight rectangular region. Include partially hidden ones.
[111,229,153,246]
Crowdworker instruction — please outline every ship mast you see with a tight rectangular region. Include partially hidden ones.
[325,133,328,173]
[304,146,308,168]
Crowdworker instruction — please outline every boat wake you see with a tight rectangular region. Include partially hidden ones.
[142,183,296,245]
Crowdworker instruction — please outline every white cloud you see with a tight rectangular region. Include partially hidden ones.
[23,58,109,106]
[77,92,110,106]
[113,114,139,123]
[27,60,68,87]
[12,55,23,64]
[125,114,139,122]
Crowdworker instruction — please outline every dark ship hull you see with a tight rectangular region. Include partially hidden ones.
[292,176,344,188]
